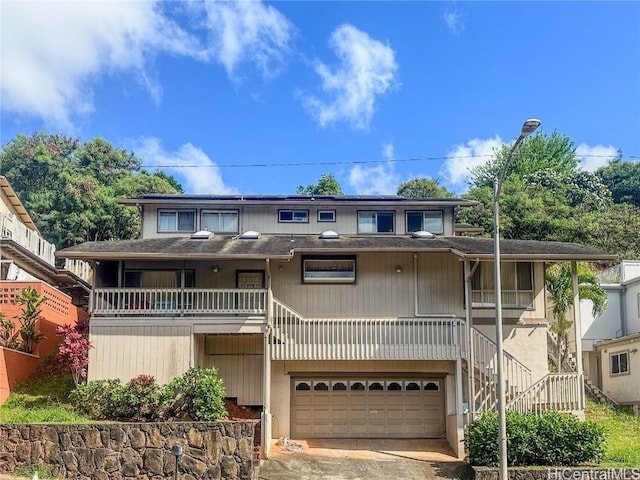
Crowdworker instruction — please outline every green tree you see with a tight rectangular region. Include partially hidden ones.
[297,173,342,195]
[459,131,613,244]
[468,131,579,190]
[1,132,183,247]
[545,263,607,371]
[595,156,640,207]
[397,177,454,198]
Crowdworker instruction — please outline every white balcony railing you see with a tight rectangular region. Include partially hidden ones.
[92,288,268,316]
[507,373,582,414]
[63,258,93,283]
[271,299,466,361]
[0,212,56,266]
[472,328,533,412]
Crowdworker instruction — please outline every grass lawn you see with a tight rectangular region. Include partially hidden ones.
[0,374,90,424]
[585,398,640,467]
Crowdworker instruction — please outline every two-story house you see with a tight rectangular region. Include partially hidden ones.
[581,261,640,413]
[55,194,616,457]
[0,175,91,402]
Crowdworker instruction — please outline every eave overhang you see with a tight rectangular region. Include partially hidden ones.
[55,235,617,264]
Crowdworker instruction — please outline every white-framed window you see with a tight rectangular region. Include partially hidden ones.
[610,351,629,375]
[471,262,534,308]
[158,210,196,232]
[302,256,356,284]
[357,211,394,233]
[279,209,309,223]
[201,210,238,233]
[318,210,336,222]
[406,211,444,234]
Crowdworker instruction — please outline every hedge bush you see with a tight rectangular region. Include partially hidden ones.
[464,410,606,466]
[71,368,227,422]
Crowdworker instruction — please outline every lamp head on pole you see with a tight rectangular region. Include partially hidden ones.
[520,118,541,137]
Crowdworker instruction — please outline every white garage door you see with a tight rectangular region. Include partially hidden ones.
[291,377,445,439]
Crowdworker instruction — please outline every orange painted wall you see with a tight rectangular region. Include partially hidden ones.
[0,281,87,403]
[0,348,40,403]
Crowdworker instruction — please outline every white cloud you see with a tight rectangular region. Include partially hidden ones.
[0,1,199,128]
[442,136,503,190]
[199,0,293,77]
[443,6,465,35]
[0,0,294,128]
[575,143,618,172]
[132,138,238,195]
[302,24,399,130]
[348,143,401,194]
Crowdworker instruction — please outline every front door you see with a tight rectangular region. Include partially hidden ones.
[236,271,265,311]
[237,271,264,289]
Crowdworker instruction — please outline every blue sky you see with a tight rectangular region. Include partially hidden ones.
[1,1,639,195]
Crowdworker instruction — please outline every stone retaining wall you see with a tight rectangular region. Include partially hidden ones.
[474,466,640,480]
[0,422,255,480]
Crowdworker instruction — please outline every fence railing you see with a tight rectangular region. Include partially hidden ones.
[472,328,533,412]
[271,299,466,361]
[63,259,93,283]
[0,213,56,266]
[507,373,582,414]
[92,288,268,316]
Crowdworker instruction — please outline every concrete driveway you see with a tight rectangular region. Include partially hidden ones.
[257,439,472,480]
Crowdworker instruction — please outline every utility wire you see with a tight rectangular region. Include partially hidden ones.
[141,154,639,169]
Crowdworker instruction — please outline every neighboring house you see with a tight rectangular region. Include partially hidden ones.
[581,261,640,412]
[0,176,91,403]
[56,194,616,458]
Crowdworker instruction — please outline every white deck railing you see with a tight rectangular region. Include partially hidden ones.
[271,299,466,361]
[507,373,582,414]
[63,258,93,283]
[472,328,533,412]
[92,288,268,316]
[0,212,56,266]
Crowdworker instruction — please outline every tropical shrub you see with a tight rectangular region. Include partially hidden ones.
[71,379,127,419]
[465,410,606,466]
[56,323,92,386]
[159,367,227,421]
[11,287,47,354]
[71,368,227,422]
[0,311,19,349]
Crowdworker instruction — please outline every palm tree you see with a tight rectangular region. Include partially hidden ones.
[545,262,607,371]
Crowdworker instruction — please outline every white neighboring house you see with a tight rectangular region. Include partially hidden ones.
[581,261,640,412]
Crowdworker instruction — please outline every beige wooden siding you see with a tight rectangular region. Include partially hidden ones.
[142,205,456,237]
[416,254,464,315]
[272,252,464,318]
[200,335,263,406]
[88,324,192,384]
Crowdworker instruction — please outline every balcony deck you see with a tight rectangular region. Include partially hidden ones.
[92,288,268,317]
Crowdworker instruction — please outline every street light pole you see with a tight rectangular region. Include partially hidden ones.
[493,118,541,480]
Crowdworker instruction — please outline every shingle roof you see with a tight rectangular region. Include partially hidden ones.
[55,234,617,262]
